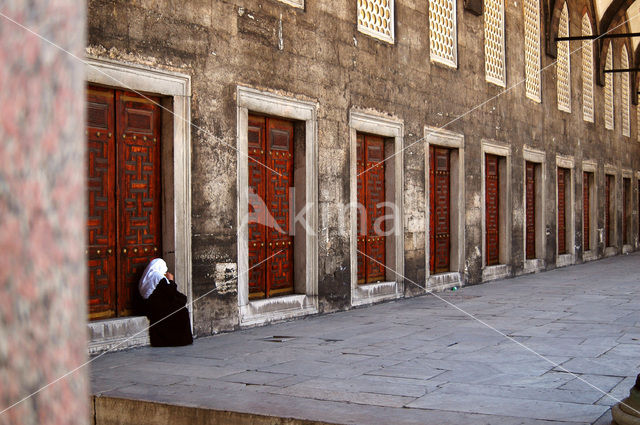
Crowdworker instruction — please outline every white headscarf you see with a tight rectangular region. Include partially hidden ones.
[139,258,168,299]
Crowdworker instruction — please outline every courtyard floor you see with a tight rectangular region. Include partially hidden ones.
[90,253,640,424]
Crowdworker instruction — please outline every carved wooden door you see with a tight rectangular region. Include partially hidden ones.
[525,162,536,260]
[247,115,294,299]
[116,91,162,316]
[87,87,117,319]
[583,172,590,251]
[485,155,500,266]
[623,179,629,245]
[430,146,450,274]
[86,86,162,319]
[605,175,612,247]
[557,168,567,255]
[357,134,386,283]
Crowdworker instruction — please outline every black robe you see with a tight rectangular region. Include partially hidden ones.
[145,279,193,347]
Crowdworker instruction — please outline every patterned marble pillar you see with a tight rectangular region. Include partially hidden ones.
[0,1,88,425]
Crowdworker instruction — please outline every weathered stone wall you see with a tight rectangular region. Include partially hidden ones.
[87,0,640,336]
[0,1,88,424]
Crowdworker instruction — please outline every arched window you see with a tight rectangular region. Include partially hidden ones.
[582,13,594,122]
[557,2,571,112]
[621,45,630,137]
[484,0,506,86]
[605,42,614,130]
[430,0,457,67]
[524,0,541,101]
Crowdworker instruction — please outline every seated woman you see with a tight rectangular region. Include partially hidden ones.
[139,258,193,347]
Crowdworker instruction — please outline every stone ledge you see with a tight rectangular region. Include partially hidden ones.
[88,316,150,355]
[522,258,545,274]
[556,253,574,268]
[482,264,510,282]
[92,396,338,425]
[427,272,462,292]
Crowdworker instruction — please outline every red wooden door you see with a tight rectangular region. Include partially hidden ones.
[583,172,590,251]
[248,116,267,299]
[266,119,294,297]
[485,155,500,266]
[86,86,162,319]
[605,175,612,247]
[557,168,567,255]
[357,135,366,284]
[87,87,117,319]
[430,146,450,273]
[525,162,536,260]
[623,179,629,245]
[357,134,386,283]
[247,115,294,299]
[116,91,162,316]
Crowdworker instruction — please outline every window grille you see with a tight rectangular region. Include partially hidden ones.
[605,43,614,130]
[622,45,630,137]
[582,14,594,122]
[557,2,570,112]
[357,0,394,43]
[524,0,541,101]
[484,0,506,86]
[430,0,457,67]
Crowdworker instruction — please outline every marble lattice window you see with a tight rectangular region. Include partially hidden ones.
[605,43,614,130]
[622,45,630,137]
[582,14,594,122]
[430,0,457,67]
[357,0,395,43]
[557,2,571,112]
[484,0,506,86]
[524,0,541,101]
[277,0,304,7]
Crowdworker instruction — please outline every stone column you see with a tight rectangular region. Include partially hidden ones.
[612,375,640,425]
[0,1,88,425]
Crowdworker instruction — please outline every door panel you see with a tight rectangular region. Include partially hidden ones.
[356,135,366,284]
[525,162,536,260]
[87,87,117,319]
[248,116,267,299]
[583,172,590,251]
[557,168,567,255]
[485,155,500,266]
[364,136,386,282]
[357,134,386,283]
[623,179,629,245]
[606,175,612,247]
[116,90,162,316]
[266,119,294,297]
[430,147,451,273]
[247,115,294,299]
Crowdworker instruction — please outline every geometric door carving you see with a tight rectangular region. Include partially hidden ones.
[525,161,536,260]
[557,167,567,255]
[485,154,500,266]
[583,172,590,251]
[357,133,386,284]
[87,86,162,320]
[247,114,294,299]
[430,146,450,273]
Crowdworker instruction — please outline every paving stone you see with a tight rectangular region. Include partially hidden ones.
[406,391,609,422]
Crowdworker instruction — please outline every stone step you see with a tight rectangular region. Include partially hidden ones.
[88,316,150,355]
[91,396,339,425]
